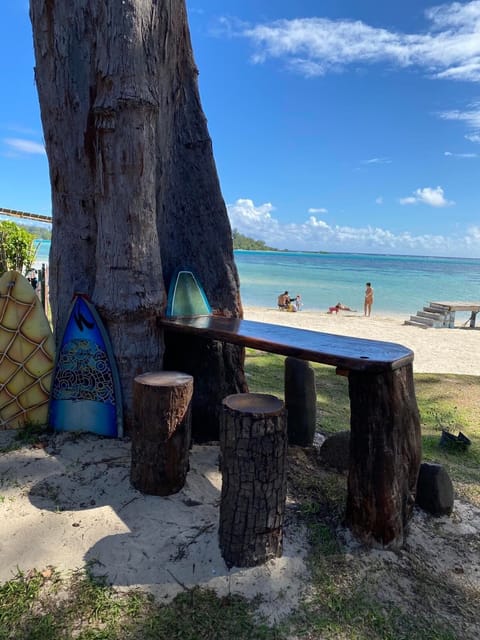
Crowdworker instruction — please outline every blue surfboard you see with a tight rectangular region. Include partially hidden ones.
[166,268,211,317]
[49,294,123,437]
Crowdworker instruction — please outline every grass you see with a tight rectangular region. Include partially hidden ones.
[0,349,478,639]
[245,349,480,500]
[0,421,49,454]
[0,567,279,640]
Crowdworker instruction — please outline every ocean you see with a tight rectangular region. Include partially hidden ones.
[33,241,480,319]
[234,250,480,319]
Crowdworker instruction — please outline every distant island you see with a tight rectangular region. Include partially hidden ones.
[232,229,329,254]
[232,229,278,251]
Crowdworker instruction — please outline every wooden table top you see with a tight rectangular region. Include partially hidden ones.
[159,316,414,373]
[431,301,480,312]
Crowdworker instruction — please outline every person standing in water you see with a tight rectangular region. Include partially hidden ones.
[364,282,374,316]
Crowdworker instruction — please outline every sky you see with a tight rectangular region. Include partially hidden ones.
[1,1,480,257]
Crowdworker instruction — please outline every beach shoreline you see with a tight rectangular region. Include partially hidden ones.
[243,305,480,376]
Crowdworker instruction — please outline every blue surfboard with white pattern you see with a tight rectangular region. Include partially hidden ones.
[49,295,123,437]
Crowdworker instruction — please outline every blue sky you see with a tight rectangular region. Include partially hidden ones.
[1,1,480,257]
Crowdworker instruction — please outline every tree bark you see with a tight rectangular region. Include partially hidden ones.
[345,364,421,548]
[219,393,288,568]
[29,0,246,432]
[131,371,193,496]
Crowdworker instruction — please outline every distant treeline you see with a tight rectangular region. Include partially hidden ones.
[20,223,51,240]
[232,229,277,251]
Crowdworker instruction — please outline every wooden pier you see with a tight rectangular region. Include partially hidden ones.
[406,301,480,328]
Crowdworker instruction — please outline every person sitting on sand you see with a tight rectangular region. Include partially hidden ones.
[327,302,355,314]
[277,291,290,310]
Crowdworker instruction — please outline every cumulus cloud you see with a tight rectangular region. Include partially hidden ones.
[308,207,328,214]
[227,197,476,256]
[399,186,454,207]
[227,1,480,82]
[4,138,45,155]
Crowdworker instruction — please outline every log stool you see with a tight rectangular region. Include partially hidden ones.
[219,392,287,568]
[131,371,193,496]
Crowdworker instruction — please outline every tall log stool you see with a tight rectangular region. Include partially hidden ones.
[219,392,287,568]
[131,371,193,496]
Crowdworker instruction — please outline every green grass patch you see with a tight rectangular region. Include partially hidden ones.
[0,567,281,640]
[245,350,480,500]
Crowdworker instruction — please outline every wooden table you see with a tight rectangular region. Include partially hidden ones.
[160,315,413,372]
[159,315,421,549]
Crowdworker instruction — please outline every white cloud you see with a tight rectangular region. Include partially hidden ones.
[466,133,480,142]
[399,186,454,207]
[308,207,328,214]
[444,150,477,157]
[229,1,480,82]
[439,101,480,143]
[227,197,477,256]
[4,138,46,155]
[363,157,392,165]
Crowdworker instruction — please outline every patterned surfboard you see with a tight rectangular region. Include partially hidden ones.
[0,271,55,429]
[166,268,211,317]
[49,294,123,437]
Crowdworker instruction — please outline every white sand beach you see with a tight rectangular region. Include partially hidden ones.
[1,311,479,624]
[243,306,480,376]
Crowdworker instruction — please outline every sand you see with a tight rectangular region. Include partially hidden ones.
[1,310,479,623]
[0,432,308,620]
[243,306,480,375]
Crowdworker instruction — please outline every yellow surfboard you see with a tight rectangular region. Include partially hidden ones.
[0,271,55,429]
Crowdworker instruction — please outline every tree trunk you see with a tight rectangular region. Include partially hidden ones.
[29,0,246,432]
[131,371,193,496]
[219,393,288,568]
[345,364,422,548]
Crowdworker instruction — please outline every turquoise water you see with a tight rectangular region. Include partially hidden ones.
[33,239,50,265]
[234,250,480,317]
[34,240,480,317]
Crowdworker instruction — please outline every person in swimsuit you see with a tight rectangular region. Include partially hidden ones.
[277,291,290,310]
[364,282,374,316]
[328,302,354,314]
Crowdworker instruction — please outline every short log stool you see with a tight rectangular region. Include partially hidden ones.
[131,371,193,496]
[219,392,288,568]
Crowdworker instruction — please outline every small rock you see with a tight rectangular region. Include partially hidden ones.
[416,462,454,516]
[319,431,350,472]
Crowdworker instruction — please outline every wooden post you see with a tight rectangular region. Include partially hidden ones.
[219,393,287,568]
[284,356,316,446]
[131,371,193,496]
[345,363,421,548]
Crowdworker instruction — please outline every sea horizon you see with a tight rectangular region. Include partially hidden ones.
[234,249,480,320]
[32,241,480,321]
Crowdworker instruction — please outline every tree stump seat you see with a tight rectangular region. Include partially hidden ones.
[130,371,193,496]
[219,392,288,568]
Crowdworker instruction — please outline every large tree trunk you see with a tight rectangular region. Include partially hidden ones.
[30,1,246,432]
[156,5,247,439]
